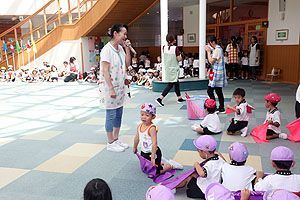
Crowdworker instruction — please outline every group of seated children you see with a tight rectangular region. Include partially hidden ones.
[180,53,201,79]
[173,135,300,199]
[86,131,299,200]
[0,64,60,83]
[128,56,162,89]
[192,88,288,140]
[0,60,99,84]
[83,98,299,200]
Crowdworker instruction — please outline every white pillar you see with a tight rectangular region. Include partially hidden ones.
[160,0,168,81]
[199,0,206,79]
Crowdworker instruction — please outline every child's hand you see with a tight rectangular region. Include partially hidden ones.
[241,189,251,200]
[226,105,232,109]
[151,158,157,167]
[267,120,273,125]
[205,45,212,52]
[133,147,137,154]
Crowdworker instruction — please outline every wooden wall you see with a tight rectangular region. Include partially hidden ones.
[265,45,300,84]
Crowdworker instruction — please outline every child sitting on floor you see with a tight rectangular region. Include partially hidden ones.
[221,142,258,191]
[254,146,300,192]
[191,99,222,135]
[83,178,112,200]
[133,103,183,175]
[175,135,225,199]
[227,88,250,137]
[264,93,287,140]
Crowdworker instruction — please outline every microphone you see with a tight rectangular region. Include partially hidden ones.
[128,45,137,55]
[125,40,137,55]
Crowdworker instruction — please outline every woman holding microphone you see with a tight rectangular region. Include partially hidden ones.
[99,23,131,152]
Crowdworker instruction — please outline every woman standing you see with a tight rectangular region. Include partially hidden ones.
[156,34,185,107]
[99,23,131,152]
[226,36,239,80]
[206,36,227,113]
[248,36,260,80]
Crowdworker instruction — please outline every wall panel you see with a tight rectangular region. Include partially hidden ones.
[265,45,299,84]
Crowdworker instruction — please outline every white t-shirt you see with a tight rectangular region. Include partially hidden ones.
[183,59,189,68]
[147,76,155,84]
[193,59,199,68]
[138,68,146,74]
[200,113,222,133]
[197,156,225,192]
[188,58,193,66]
[254,173,300,192]
[241,57,249,65]
[296,85,300,103]
[221,162,256,191]
[51,71,59,78]
[212,45,222,63]
[264,108,281,134]
[145,60,151,69]
[224,56,228,64]
[234,100,250,122]
[179,68,184,78]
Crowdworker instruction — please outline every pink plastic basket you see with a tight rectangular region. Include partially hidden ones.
[186,96,207,120]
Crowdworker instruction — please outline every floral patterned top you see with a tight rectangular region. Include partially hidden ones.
[99,42,130,109]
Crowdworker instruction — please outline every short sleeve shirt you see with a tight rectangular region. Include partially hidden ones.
[212,45,222,63]
[234,100,250,122]
[196,156,225,192]
[264,108,281,133]
[200,113,222,133]
[254,173,300,192]
[221,163,256,191]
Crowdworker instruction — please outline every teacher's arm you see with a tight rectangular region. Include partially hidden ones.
[177,54,182,62]
[256,49,260,63]
[102,61,116,99]
[205,45,217,65]
[124,39,132,68]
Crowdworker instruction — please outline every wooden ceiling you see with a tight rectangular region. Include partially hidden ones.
[85,0,159,36]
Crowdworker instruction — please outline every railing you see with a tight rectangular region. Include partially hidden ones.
[0,0,97,64]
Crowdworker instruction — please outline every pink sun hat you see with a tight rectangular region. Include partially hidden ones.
[193,135,217,151]
[146,185,175,200]
[205,183,235,200]
[228,142,249,163]
[270,146,294,161]
[263,190,300,200]
[264,93,281,103]
[141,102,156,115]
[204,99,217,108]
